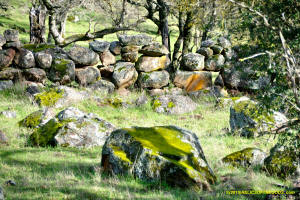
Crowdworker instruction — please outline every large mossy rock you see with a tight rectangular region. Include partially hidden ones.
[222,148,267,168]
[152,95,198,114]
[135,56,168,72]
[88,80,115,94]
[182,53,205,71]
[19,110,44,128]
[48,58,75,85]
[204,54,225,71]
[30,107,116,147]
[264,145,300,180]
[174,71,212,92]
[101,126,216,190]
[67,46,100,66]
[138,70,169,89]
[112,62,138,89]
[230,98,288,137]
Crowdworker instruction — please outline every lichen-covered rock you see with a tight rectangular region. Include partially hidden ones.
[230,98,288,137]
[100,50,116,66]
[19,110,44,128]
[152,95,198,114]
[139,43,169,56]
[67,46,100,66]
[196,47,213,58]
[23,44,56,53]
[4,29,19,42]
[188,86,228,99]
[14,49,36,69]
[99,65,114,78]
[201,40,216,48]
[118,34,153,46]
[89,40,110,53]
[264,145,300,179]
[0,68,21,80]
[121,45,141,53]
[137,55,167,72]
[34,88,64,107]
[0,34,6,48]
[0,130,8,145]
[112,62,138,88]
[30,107,116,147]
[210,45,223,54]
[0,80,13,91]
[35,52,52,69]
[48,58,75,85]
[205,55,225,71]
[101,126,216,190]
[182,53,205,71]
[121,52,139,63]
[88,80,115,94]
[109,41,121,55]
[75,66,101,86]
[222,148,267,168]
[23,68,46,83]
[174,71,212,92]
[138,70,169,89]
[218,37,231,49]
[0,49,16,69]
[4,41,23,49]
[223,48,237,61]
[53,86,88,108]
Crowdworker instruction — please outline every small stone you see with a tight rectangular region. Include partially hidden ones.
[121,52,139,63]
[211,45,224,54]
[174,71,212,92]
[109,41,122,55]
[121,45,140,53]
[218,37,231,49]
[26,85,41,96]
[48,59,75,85]
[0,49,16,69]
[138,70,169,89]
[88,80,115,94]
[196,47,214,58]
[201,39,216,48]
[99,65,114,78]
[134,93,149,106]
[139,43,169,56]
[0,68,22,81]
[112,62,138,88]
[135,56,168,72]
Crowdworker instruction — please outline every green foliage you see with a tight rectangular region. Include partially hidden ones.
[34,88,64,107]
[19,110,43,128]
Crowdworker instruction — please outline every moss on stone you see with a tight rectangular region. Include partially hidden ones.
[152,99,161,110]
[35,88,64,107]
[19,110,43,128]
[222,148,259,167]
[52,59,70,76]
[111,145,132,164]
[103,97,123,108]
[167,102,175,108]
[23,44,56,53]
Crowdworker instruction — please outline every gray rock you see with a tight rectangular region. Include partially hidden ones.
[196,47,213,58]
[0,130,8,145]
[230,98,288,137]
[121,52,139,63]
[214,73,224,87]
[0,80,13,91]
[0,34,6,48]
[48,58,75,85]
[75,66,101,86]
[0,49,15,69]
[109,41,121,55]
[222,148,267,168]
[26,85,40,96]
[112,62,138,88]
[54,86,88,108]
[121,45,140,53]
[0,68,22,80]
[89,40,110,53]
[100,50,116,66]
[211,45,223,54]
[223,48,237,61]
[30,107,116,147]
[118,34,153,46]
[152,94,198,114]
[138,70,169,89]
[201,39,216,48]
[134,93,149,106]
[14,49,35,69]
[4,29,19,42]
[101,126,216,189]
[88,80,115,94]
[188,86,228,99]
[135,56,168,72]
[218,37,231,49]
[182,53,205,71]
[139,43,169,56]
[4,41,23,49]
[205,54,225,71]
[67,46,100,66]
[0,110,16,118]
[23,68,46,83]
[35,52,52,69]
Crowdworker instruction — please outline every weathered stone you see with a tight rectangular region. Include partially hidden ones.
[112,62,138,88]
[0,130,8,145]
[188,86,228,99]
[100,50,116,66]
[19,110,44,128]
[205,55,225,71]
[201,39,216,48]
[4,29,19,42]
[152,95,198,114]
[222,148,267,168]
[30,107,116,147]
[0,68,21,80]
[0,80,13,91]
[88,80,115,94]
[0,34,6,48]
[101,126,216,189]
[121,45,140,53]
[139,43,169,56]
[196,47,214,58]
[118,34,153,46]
[121,52,139,63]
[135,56,167,72]
[109,41,122,55]
[138,70,169,89]
[24,68,46,83]
[99,65,114,78]
[230,98,288,137]
[149,88,165,96]
[48,59,75,85]
[4,41,23,49]
[223,48,237,61]
[174,71,212,92]
[14,49,36,69]
[89,40,110,53]
[67,46,100,66]
[218,37,231,49]
[214,73,224,87]
[42,46,68,60]
[0,110,16,118]
[35,52,52,69]
[182,53,205,71]
[54,86,88,108]
[75,66,101,86]
[26,85,41,96]
[211,45,223,54]
[0,49,15,69]
[134,93,149,106]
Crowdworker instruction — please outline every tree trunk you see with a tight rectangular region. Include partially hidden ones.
[171,11,184,72]
[29,3,47,44]
[157,0,170,53]
[182,11,195,55]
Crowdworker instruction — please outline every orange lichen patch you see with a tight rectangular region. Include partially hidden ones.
[174,71,212,92]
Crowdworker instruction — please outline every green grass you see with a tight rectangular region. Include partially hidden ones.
[0,83,292,200]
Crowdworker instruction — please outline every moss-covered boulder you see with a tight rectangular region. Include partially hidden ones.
[75,66,101,86]
[222,148,267,168]
[14,48,36,69]
[48,58,75,85]
[101,126,216,190]
[230,98,288,137]
[152,95,198,115]
[34,88,64,107]
[0,68,21,80]
[139,43,169,57]
[182,53,205,71]
[135,56,168,72]
[264,145,300,179]
[67,46,100,66]
[30,107,116,147]
[112,62,138,89]
[138,70,169,89]
[19,110,44,128]
[204,54,225,72]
